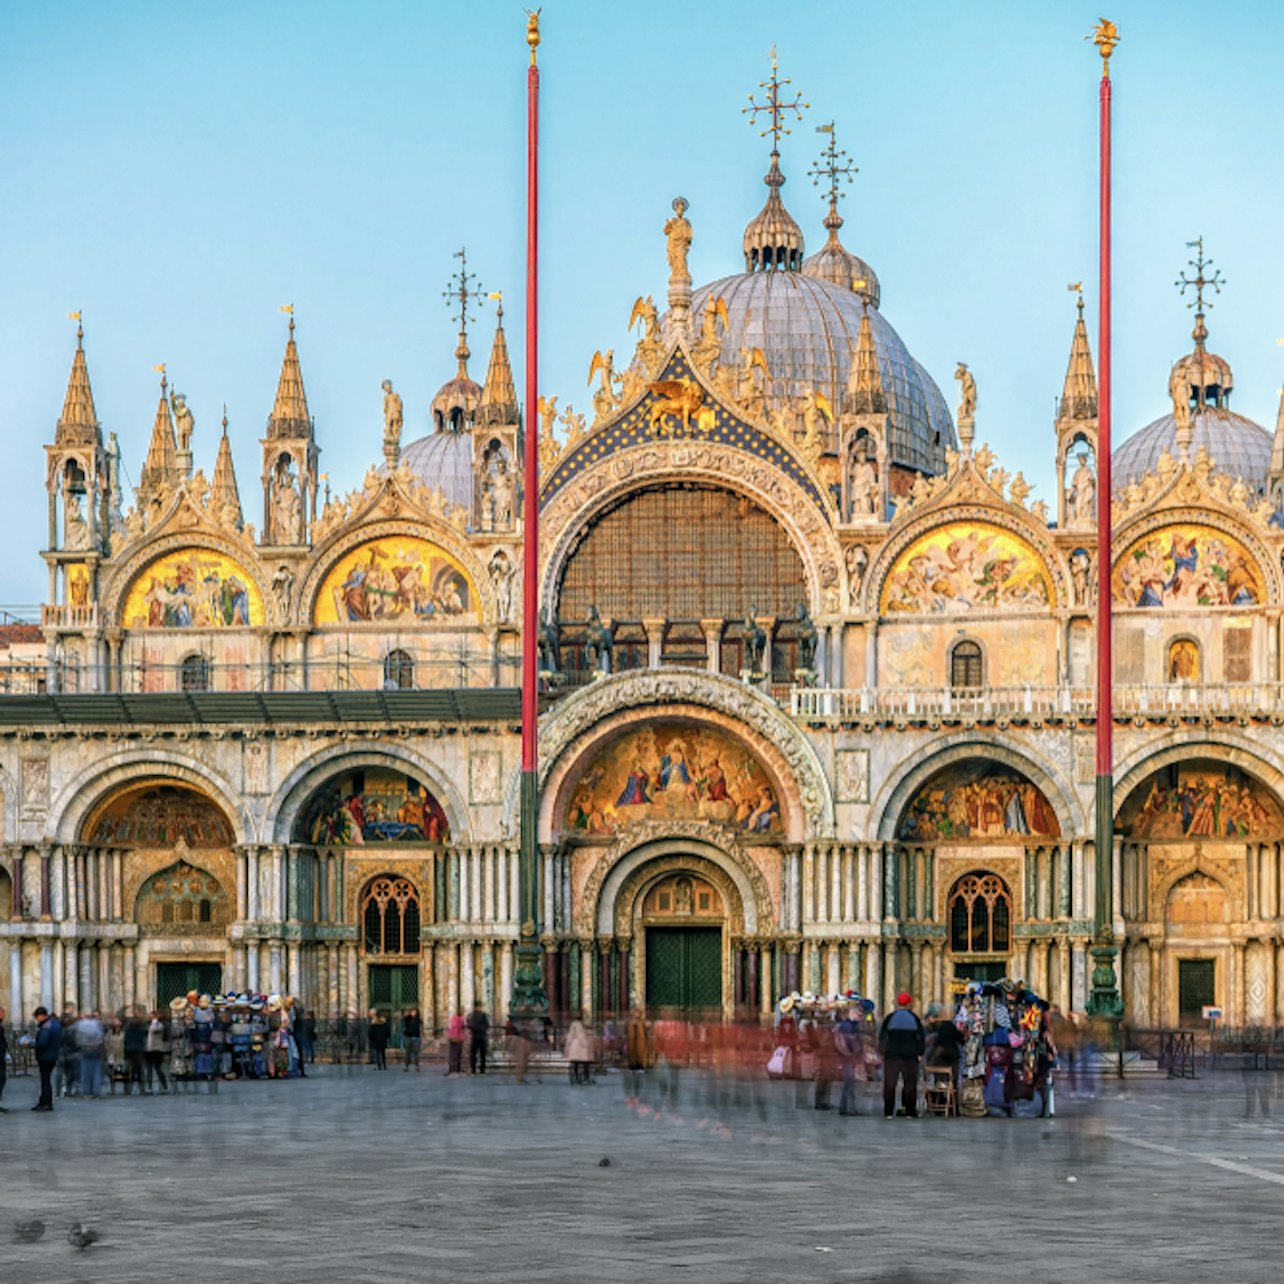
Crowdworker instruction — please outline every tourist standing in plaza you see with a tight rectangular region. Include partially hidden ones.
[145,1009,170,1093]
[624,1008,651,1100]
[466,1001,490,1075]
[446,1011,466,1075]
[77,1010,106,1099]
[565,1017,595,1085]
[368,1010,390,1070]
[878,993,925,1118]
[123,1008,149,1094]
[32,1006,60,1111]
[402,1007,423,1072]
[924,1004,964,1086]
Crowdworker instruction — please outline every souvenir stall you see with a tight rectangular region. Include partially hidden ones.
[952,978,1054,1118]
[768,991,878,1080]
[166,992,303,1081]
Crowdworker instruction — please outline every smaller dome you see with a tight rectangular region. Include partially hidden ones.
[801,208,880,308]
[398,431,475,510]
[431,329,482,431]
[1113,406,1271,496]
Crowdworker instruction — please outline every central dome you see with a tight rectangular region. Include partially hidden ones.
[689,271,955,475]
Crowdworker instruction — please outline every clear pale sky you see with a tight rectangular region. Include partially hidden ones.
[2,1,1282,607]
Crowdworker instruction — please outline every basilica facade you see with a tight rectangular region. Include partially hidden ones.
[5,88,1284,1037]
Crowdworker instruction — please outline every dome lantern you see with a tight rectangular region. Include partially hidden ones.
[741,48,808,274]
[431,247,484,432]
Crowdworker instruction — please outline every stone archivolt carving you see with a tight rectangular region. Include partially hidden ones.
[538,669,833,838]
[539,437,841,621]
[573,818,772,938]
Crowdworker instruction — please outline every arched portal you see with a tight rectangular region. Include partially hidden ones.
[360,873,424,1020]
[1116,756,1284,1028]
[82,780,238,1008]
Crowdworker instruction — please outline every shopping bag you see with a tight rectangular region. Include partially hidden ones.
[766,1045,790,1079]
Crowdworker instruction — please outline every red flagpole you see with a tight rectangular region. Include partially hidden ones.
[513,12,546,1019]
[1090,20,1122,1019]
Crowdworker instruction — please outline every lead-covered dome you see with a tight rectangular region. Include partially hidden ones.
[690,272,954,475]
[398,430,474,509]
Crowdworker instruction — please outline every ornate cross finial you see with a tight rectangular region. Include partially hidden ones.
[808,122,858,208]
[1089,17,1120,76]
[1175,237,1224,315]
[743,46,808,149]
[444,248,484,334]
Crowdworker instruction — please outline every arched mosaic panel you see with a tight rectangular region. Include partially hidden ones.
[314,536,476,624]
[880,522,1052,614]
[898,762,1060,841]
[1113,524,1264,608]
[563,719,782,836]
[1117,761,1284,840]
[84,783,234,847]
[296,766,450,845]
[135,860,231,930]
[122,549,263,628]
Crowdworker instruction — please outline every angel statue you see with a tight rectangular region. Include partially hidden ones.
[587,349,620,420]
[629,295,660,344]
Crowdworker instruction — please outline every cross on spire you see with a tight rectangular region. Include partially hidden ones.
[808,122,858,208]
[1175,236,1224,315]
[743,45,808,150]
[443,247,484,334]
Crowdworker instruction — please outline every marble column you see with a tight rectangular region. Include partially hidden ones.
[1233,942,1247,1026]
[826,941,841,994]
[97,943,111,1013]
[247,941,261,994]
[111,851,124,923]
[287,944,301,999]
[39,942,53,1011]
[760,945,772,1016]
[346,943,360,1016]
[78,946,94,1011]
[481,942,495,1017]
[269,943,283,995]
[122,944,135,1010]
[63,942,78,1014]
[460,940,475,1010]
[499,942,513,1017]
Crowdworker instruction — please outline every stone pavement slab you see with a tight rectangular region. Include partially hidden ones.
[0,1066,1280,1283]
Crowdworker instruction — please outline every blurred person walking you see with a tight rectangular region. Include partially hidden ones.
[295,1006,315,1071]
[878,992,925,1119]
[402,1007,423,1072]
[835,1005,866,1116]
[145,1009,170,1093]
[368,1010,390,1070]
[446,1011,466,1076]
[466,1001,490,1075]
[32,1006,61,1111]
[123,1007,149,1094]
[624,1008,651,1101]
[55,1008,79,1098]
[77,1010,106,1099]
[0,1005,8,1112]
[565,1017,595,1085]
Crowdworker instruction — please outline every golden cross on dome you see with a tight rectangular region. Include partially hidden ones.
[743,45,808,148]
[1175,236,1224,313]
[808,122,858,206]
[443,247,485,334]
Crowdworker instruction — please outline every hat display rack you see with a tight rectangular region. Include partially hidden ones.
[166,991,303,1082]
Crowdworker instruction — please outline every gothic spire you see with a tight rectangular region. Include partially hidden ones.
[267,313,312,439]
[1059,290,1099,421]
[846,307,887,414]
[210,406,243,530]
[137,369,179,512]
[56,318,100,445]
[478,295,518,426]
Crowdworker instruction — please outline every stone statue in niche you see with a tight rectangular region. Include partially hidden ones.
[488,548,515,623]
[845,544,869,606]
[1069,451,1096,525]
[271,563,295,621]
[272,467,302,544]
[62,493,91,550]
[848,444,879,518]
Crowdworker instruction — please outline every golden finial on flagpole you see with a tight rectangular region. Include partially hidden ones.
[1089,18,1120,75]
[525,8,541,65]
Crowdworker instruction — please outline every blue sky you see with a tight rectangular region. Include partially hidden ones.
[2,1,1282,605]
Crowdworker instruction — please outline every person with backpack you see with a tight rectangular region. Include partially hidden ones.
[878,992,925,1119]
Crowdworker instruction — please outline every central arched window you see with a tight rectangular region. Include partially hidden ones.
[950,640,983,690]
[180,654,210,692]
[383,649,415,690]
[949,872,1011,953]
[362,876,421,955]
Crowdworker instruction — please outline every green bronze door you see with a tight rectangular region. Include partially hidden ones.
[156,962,223,1007]
[645,927,723,1015]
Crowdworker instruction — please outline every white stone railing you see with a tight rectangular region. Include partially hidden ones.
[790,682,1284,721]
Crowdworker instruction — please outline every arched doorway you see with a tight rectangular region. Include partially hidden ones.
[82,780,237,1009]
[1117,756,1284,1027]
[360,874,423,1019]
[640,873,725,1016]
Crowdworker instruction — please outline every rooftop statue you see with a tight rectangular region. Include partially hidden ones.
[663,196,693,282]
[382,380,403,448]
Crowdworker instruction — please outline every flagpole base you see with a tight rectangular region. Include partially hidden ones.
[509,768,548,1029]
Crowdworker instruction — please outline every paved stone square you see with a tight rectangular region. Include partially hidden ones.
[0,1063,1281,1283]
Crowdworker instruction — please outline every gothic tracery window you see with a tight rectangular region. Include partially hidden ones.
[948,872,1011,954]
[361,876,421,955]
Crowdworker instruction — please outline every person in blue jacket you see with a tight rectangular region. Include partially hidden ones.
[32,1006,62,1111]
